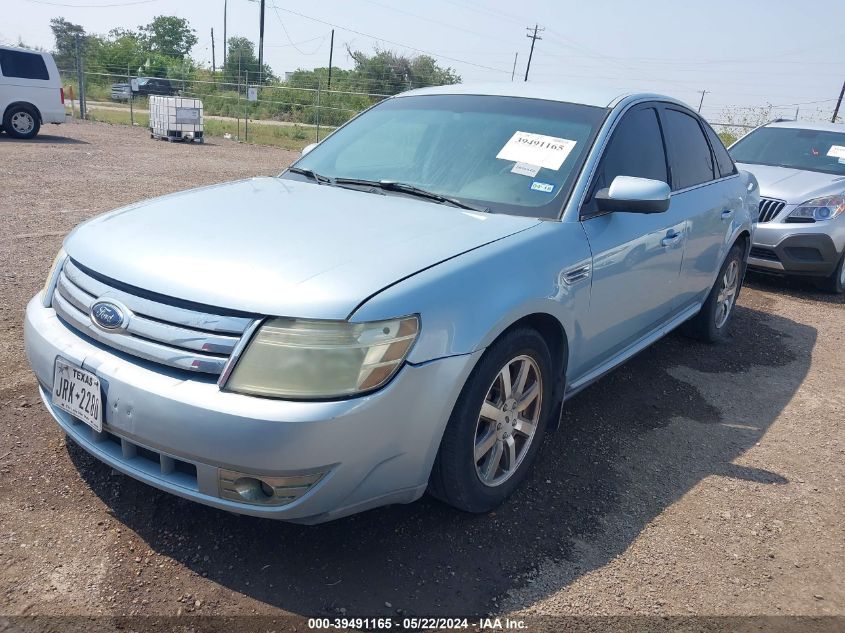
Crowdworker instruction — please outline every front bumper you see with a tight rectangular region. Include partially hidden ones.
[748,220,845,277]
[24,295,478,523]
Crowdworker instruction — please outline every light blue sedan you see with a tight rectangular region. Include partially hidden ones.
[24,84,758,523]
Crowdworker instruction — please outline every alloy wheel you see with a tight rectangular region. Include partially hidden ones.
[715,259,740,329]
[474,354,543,487]
[11,111,35,135]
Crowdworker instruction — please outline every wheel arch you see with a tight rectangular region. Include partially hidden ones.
[3,101,43,123]
[478,311,569,431]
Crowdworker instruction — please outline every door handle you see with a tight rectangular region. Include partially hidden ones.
[721,209,734,220]
[661,230,683,247]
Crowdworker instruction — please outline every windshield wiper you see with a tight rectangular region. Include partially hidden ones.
[287,167,332,185]
[332,177,488,212]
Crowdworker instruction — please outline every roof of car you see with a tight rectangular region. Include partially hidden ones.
[0,44,51,56]
[765,119,845,132]
[397,82,681,109]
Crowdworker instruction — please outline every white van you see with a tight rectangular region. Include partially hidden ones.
[0,45,65,139]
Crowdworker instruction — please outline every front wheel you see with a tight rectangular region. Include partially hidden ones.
[819,252,845,294]
[429,328,554,513]
[682,242,745,342]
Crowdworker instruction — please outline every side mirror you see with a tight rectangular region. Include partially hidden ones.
[594,175,671,214]
[301,142,318,157]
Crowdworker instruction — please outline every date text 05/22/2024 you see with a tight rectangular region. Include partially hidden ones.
[307,617,527,630]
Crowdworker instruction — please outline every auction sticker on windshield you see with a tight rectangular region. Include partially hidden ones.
[827,145,845,159]
[52,358,102,432]
[497,131,577,170]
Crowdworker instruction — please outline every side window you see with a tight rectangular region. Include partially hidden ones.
[584,106,667,214]
[703,123,737,177]
[0,50,49,80]
[663,109,716,189]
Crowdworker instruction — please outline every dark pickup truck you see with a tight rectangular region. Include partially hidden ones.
[110,77,175,101]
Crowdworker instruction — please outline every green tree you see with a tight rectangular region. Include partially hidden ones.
[49,17,86,69]
[223,37,275,85]
[97,31,147,74]
[345,47,460,95]
[139,15,197,58]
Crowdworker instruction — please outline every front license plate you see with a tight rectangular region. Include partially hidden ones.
[52,358,103,432]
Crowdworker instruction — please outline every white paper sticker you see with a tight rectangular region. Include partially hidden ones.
[497,131,577,170]
[511,162,541,177]
[826,145,845,159]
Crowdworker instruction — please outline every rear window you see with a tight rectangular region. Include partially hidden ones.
[663,108,716,190]
[0,49,49,80]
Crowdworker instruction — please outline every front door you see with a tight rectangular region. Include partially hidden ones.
[574,104,686,377]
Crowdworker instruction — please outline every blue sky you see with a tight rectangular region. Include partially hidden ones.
[4,0,844,121]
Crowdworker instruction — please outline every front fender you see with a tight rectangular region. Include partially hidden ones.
[350,221,593,370]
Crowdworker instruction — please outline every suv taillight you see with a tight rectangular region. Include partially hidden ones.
[60,87,65,104]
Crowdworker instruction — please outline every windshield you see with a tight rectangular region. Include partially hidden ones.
[730,126,845,175]
[286,94,608,218]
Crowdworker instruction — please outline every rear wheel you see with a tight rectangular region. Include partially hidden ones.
[819,252,845,294]
[682,242,745,342]
[3,105,40,139]
[429,328,553,513]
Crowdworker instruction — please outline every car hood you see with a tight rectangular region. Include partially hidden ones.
[735,162,845,203]
[65,177,540,319]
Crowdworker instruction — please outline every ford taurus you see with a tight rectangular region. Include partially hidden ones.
[24,84,758,523]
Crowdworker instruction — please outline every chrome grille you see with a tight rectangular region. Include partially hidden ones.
[51,259,255,375]
[757,197,786,223]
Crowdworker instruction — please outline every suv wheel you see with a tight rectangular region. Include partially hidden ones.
[429,328,553,513]
[819,252,845,294]
[3,105,40,139]
[682,242,745,342]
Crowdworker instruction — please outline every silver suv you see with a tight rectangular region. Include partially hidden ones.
[730,120,845,292]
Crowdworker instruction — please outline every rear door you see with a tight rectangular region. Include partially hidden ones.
[659,106,741,308]
[577,103,686,373]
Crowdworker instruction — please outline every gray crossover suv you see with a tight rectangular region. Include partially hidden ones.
[730,120,845,292]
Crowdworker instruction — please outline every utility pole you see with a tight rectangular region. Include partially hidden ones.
[258,0,266,84]
[832,80,845,123]
[211,28,216,74]
[511,52,518,82]
[697,90,708,113]
[74,33,86,120]
[524,24,543,82]
[327,29,335,89]
[223,0,228,68]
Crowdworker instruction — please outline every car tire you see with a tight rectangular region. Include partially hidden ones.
[3,105,40,139]
[818,252,845,294]
[682,241,746,343]
[429,327,554,513]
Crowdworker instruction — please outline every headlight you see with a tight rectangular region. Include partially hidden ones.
[41,248,67,307]
[788,195,845,222]
[225,315,419,399]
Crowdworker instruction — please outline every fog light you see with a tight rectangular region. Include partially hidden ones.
[219,468,324,506]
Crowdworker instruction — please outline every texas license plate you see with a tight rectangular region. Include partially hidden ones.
[52,358,103,432]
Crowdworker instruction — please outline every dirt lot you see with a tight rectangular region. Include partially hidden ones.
[1,121,843,629]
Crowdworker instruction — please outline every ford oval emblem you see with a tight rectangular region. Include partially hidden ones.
[91,300,126,330]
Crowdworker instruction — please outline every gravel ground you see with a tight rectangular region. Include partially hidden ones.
[1,121,843,629]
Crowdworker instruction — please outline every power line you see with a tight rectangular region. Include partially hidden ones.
[243,0,510,75]
[270,5,326,55]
